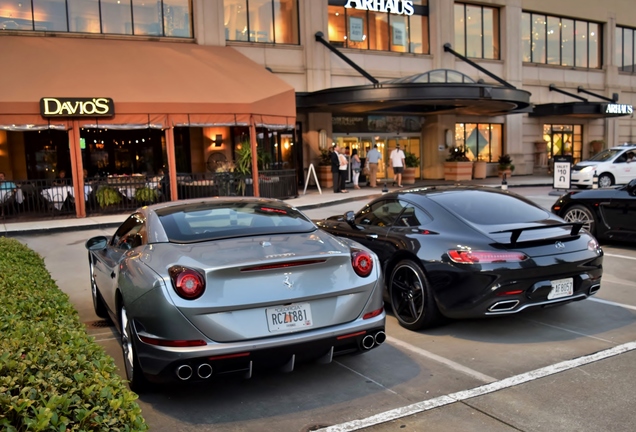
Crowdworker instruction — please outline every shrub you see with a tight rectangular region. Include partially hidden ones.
[134,186,158,204]
[404,151,420,168]
[95,185,122,208]
[446,146,470,162]
[0,238,148,431]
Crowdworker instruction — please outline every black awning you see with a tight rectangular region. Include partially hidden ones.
[529,102,634,118]
[297,82,531,117]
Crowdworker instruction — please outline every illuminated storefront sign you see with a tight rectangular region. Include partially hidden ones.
[603,103,633,115]
[344,0,414,16]
[40,97,115,117]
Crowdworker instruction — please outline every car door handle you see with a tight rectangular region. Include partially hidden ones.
[110,271,116,279]
[366,234,378,240]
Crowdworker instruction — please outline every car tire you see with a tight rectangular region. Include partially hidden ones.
[563,204,596,236]
[120,304,149,393]
[89,257,109,320]
[598,173,614,188]
[389,260,441,330]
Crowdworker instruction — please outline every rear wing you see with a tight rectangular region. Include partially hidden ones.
[490,222,583,246]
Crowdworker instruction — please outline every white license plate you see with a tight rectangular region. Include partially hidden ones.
[548,278,574,300]
[266,303,313,333]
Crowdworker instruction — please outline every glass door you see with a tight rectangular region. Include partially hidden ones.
[543,125,582,164]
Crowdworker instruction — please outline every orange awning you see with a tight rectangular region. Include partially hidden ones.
[0,36,296,129]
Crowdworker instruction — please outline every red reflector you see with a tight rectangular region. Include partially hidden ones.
[553,206,561,211]
[242,260,326,272]
[496,290,524,296]
[363,307,384,320]
[139,336,206,347]
[208,352,251,361]
[337,331,366,340]
[448,250,528,264]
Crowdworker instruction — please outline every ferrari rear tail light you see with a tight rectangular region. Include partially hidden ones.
[351,249,373,277]
[169,266,206,300]
[139,335,206,347]
[448,250,528,264]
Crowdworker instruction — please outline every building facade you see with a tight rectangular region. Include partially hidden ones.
[1,0,635,219]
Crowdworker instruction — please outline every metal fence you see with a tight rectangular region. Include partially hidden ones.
[1,170,298,221]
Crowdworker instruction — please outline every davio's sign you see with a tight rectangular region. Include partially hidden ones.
[40,97,115,117]
[344,0,414,16]
[603,103,633,115]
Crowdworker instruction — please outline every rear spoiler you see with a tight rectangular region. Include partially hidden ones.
[490,222,583,246]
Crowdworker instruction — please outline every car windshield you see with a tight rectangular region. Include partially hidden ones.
[156,201,316,243]
[428,190,549,225]
[588,149,623,162]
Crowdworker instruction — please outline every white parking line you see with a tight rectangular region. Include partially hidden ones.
[522,318,615,343]
[386,336,497,383]
[318,341,636,432]
[604,253,636,261]
[589,297,636,311]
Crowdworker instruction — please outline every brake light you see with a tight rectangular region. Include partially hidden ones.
[139,335,206,347]
[351,249,373,277]
[448,250,528,264]
[169,266,206,300]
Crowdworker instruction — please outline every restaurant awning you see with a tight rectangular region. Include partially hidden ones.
[0,36,296,130]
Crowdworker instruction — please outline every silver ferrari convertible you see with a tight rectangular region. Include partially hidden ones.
[86,198,385,391]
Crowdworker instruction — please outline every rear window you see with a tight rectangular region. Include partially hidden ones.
[429,190,549,225]
[156,202,316,243]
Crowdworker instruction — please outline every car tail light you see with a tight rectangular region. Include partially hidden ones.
[139,335,206,347]
[588,238,600,252]
[351,249,373,277]
[169,266,206,300]
[448,250,528,264]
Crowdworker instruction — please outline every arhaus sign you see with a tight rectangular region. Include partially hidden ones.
[603,103,633,115]
[344,0,414,16]
[40,97,115,117]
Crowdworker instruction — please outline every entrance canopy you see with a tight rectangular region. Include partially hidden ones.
[297,69,531,116]
[0,36,296,130]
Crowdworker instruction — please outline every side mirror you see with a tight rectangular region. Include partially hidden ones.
[344,211,358,228]
[85,235,109,251]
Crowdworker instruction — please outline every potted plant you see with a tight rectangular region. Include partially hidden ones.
[444,146,473,181]
[317,148,335,188]
[497,154,515,178]
[134,186,158,205]
[473,155,488,179]
[95,185,122,209]
[402,151,420,185]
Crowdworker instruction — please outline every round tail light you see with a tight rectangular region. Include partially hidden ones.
[351,249,373,278]
[169,266,206,300]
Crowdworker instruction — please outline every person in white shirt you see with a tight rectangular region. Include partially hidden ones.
[389,144,406,187]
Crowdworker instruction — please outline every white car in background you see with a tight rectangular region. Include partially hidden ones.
[570,144,636,188]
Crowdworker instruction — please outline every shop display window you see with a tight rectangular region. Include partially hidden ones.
[455,123,503,163]
[543,125,582,164]
[454,3,499,60]
[224,0,299,44]
[616,26,636,73]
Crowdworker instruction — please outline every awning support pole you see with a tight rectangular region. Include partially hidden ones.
[443,43,516,89]
[315,32,379,85]
[576,87,618,103]
[549,84,588,102]
[250,117,260,197]
[69,120,86,218]
[165,126,179,201]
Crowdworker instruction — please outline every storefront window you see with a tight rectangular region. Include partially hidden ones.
[0,0,192,37]
[328,0,429,54]
[616,26,635,73]
[224,0,299,44]
[455,123,503,163]
[543,124,583,163]
[523,12,601,69]
[454,3,499,60]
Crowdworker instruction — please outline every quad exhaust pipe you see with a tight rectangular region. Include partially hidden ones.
[197,363,213,379]
[374,331,386,345]
[361,331,386,350]
[176,363,213,381]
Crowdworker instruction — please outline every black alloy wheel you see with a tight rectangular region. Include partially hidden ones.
[563,204,596,236]
[120,304,149,393]
[89,257,109,319]
[389,260,440,330]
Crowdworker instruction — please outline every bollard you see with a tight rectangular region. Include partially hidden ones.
[382,182,389,194]
[592,171,598,189]
[501,173,508,191]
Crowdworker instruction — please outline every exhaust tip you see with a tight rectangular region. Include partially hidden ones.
[197,363,213,379]
[361,334,375,350]
[589,284,601,295]
[176,364,193,381]
[488,300,519,312]
[374,331,386,345]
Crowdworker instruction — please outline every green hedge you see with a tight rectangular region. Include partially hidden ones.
[0,238,148,431]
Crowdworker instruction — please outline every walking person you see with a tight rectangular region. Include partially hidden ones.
[330,145,340,193]
[389,143,406,187]
[365,144,381,187]
[337,147,349,193]
[350,148,361,189]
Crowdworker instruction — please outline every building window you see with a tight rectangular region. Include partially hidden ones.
[455,123,503,163]
[454,3,499,60]
[522,12,600,69]
[328,0,429,54]
[224,0,299,44]
[543,124,582,163]
[616,26,635,73]
[0,0,192,37]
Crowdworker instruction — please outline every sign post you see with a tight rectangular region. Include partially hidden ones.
[552,155,573,190]
[303,163,322,195]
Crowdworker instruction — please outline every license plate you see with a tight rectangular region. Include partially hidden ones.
[548,278,574,300]
[266,303,313,333]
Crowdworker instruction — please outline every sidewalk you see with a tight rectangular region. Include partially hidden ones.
[1,175,553,236]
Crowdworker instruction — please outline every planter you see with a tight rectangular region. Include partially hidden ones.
[317,165,334,188]
[444,161,473,181]
[473,161,487,179]
[402,167,417,185]
[498,168,513,179]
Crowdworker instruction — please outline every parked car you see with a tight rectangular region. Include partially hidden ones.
[315,186,603,331]
[552,179,636,242]
[570,144,636,188]
[86,198,385,391]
